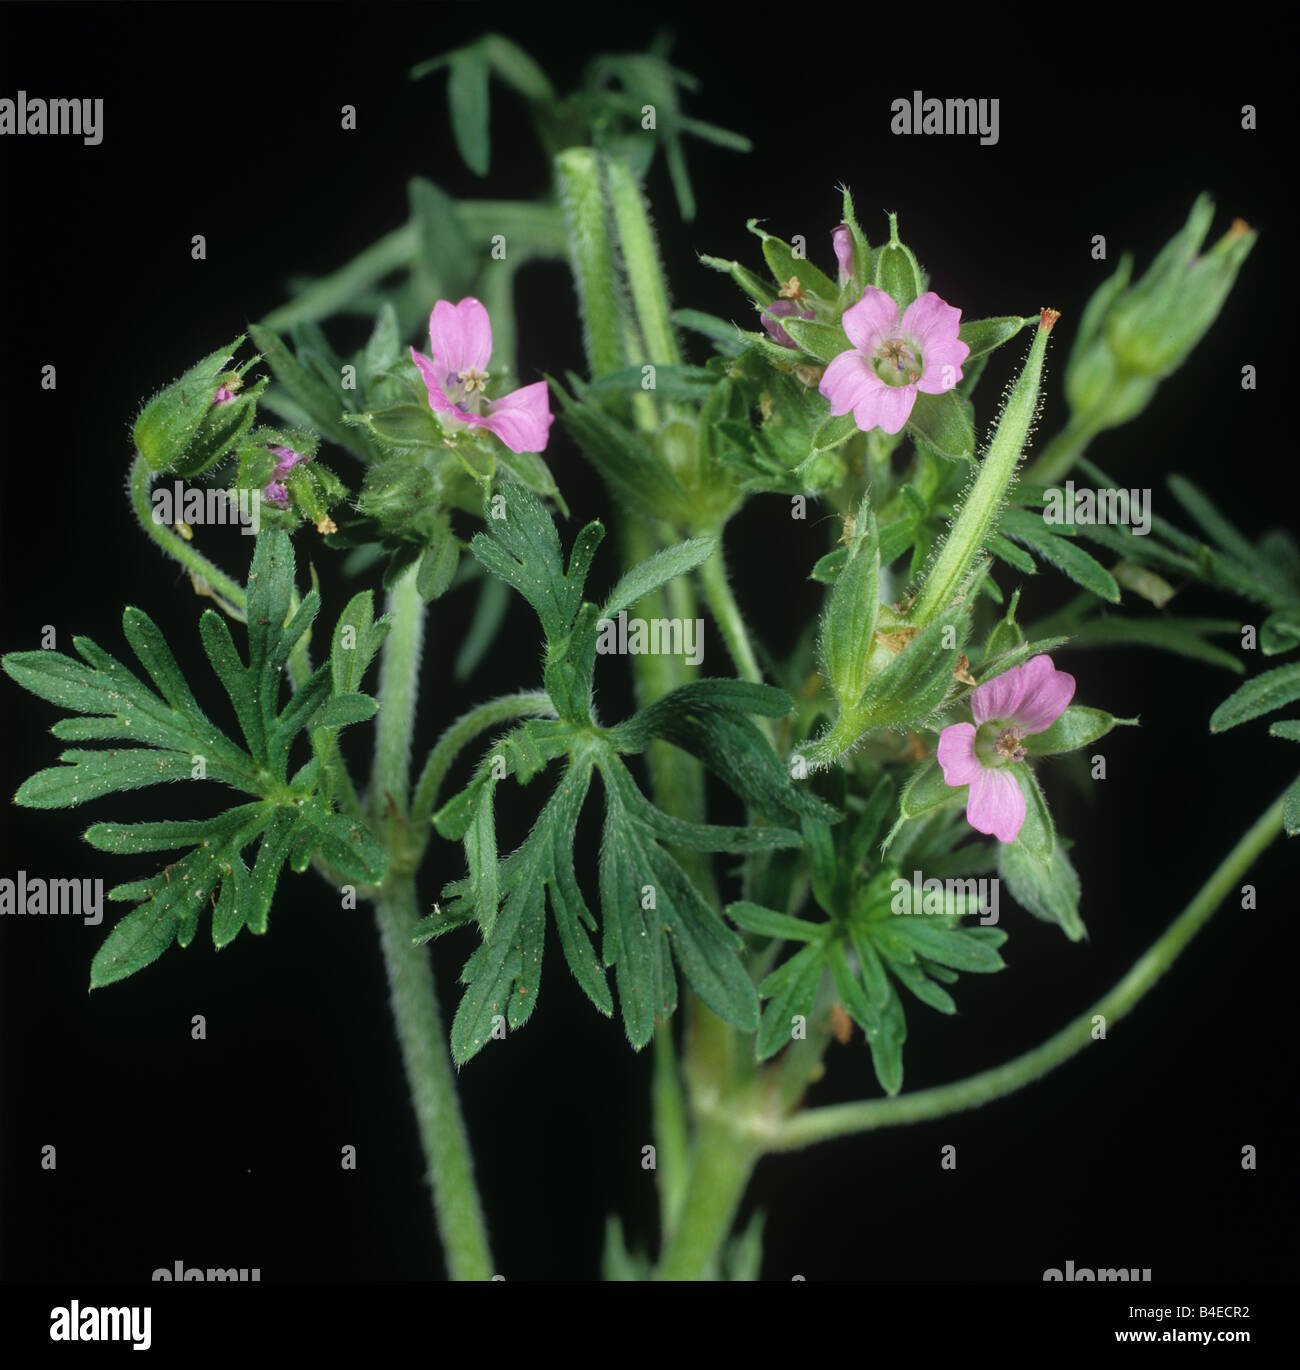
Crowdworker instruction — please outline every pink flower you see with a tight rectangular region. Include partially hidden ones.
[212,385,236,406]
[262,480,290,509]
[935,655,1076,843]
[819,286,970,435]
[261,445,308,508]
[409,297,553,455]
[269,444,307,478]
[832,225,855,286]
[760,298,815,349]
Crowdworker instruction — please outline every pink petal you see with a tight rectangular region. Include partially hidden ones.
[862,382,916,435]
[820,349,878,417]
[475,381,554,454]
[915,339,971,394]
[936,722,980,786]
[760,300,812,349]
[966,766,1026,843]
[429,298,492,376]
[842,376,894,432]
[901,291,964,349]
[410,346,454,414]
[832,225,854,285]
[840,286,898,352]
[1005,655,1076,734]
[971,660,1032,726]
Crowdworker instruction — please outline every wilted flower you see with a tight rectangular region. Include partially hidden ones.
[760,298,815,349]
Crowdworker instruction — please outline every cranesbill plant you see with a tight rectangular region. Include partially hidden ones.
[5,34,1294,1281]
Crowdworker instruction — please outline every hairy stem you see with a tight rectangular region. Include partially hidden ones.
[369,564,424,825]
[373,873,494,1279]
[769,787,1288,1150]
[696,541,763,686]
[369,561,492,1278]
[128,454,247,613]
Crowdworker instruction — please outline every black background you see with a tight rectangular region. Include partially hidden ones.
[1,1,1295,1291]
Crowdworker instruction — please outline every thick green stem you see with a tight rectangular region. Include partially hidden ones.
[556,149,628,382]
[373,873,494,1279]
[369,565,423,825]
[654,1114,760,1280]
[652,1023,690,1244]
[368,561,492,1278]
[769,788,1288,1151]
[606,158,682,369]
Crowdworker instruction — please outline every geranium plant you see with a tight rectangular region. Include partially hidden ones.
[5,33,1292,1285]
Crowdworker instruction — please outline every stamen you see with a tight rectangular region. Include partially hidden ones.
[993,727,1027,763]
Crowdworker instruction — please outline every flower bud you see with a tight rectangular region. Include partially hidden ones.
[133,338,264,476]
[1105,198,1255,377]
[832,225,855,286]
[1064,197,1255,426]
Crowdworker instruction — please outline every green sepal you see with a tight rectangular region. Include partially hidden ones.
[747,219,838,301]
[856,605,967,729]
[873,213,923,311]
[821,498,879,707]
[1026,706,1136,755]
[778,316,850,364]
[133,338,257,474]
[959,315,1031,362]
[907,389,975,462]
[999,837,1085,941]
[699,253,776,306]
[417,518,460,601]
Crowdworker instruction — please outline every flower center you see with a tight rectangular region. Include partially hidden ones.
[992,726,1027,763]
[446,366,491,415]
[974,722,1027,765]
[873,336,922,388]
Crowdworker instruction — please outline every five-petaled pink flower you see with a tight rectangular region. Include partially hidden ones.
[819,286,970,435]
[410,297,553,455]
[936,655,1075,843]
